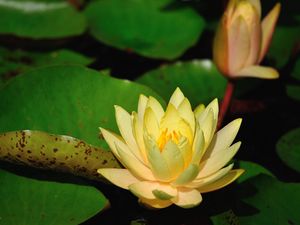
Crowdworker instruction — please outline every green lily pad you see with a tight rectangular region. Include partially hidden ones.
[267,26,299,68]
[291,58,300,80]
[0,65,165,149]
[237,175,300,225]
[136,60,227,106]
[236,160,274,183]
[84,0,205,59]
[0,47,94,88]
[276,127,300,173]
[0,130,120,181]
[210,210,239,225]
[0,168,108,225]
[0,0,86,38]
[286,85,300,101]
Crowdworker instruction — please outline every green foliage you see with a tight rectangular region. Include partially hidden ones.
[0,65,165,149]
[237,175,300,225]
[267,26,299,68]
[137,60,227,106]
[84,0,205,59]
[0,47,94,88]
[276,127,300,173]
[0,168,108,225]
[236,160,274,183]
[0,130,120,181]
[0,0,86,38]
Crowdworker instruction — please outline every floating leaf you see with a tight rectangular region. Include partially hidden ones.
[276,127,300,173]
[237,175,300,225]
[0,130,120,181]
[0,65,164,149]
[0,168,108,225]
[136,60,226,106]
[236,160,274,183]
[0,0,86,38]
[210,210,240,225]
[286,85,300,101]
[267,26,299,68]
[84,0,205,59]
[0,47,94,88]
[291,59,300,80]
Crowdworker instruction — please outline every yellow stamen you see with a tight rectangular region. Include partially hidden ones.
[157,128,181,151]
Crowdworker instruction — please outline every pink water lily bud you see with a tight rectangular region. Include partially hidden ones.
[213,0,281,79]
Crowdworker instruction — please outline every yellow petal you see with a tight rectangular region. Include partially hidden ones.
[146,96,164,122]
[144,107,160,140]
[171,188,202,208]
[196,98,218,125]
[161,140,185,178]
[228,15,251,75]
[213,16,230,75]
[115,105,141,160]
[194,103,205,119]
[258,3,281,63]
[203,118,242,160]
[248,0,261,18]
[139,197,173,209]
[115,142,156,181]
[132,112,148,163]
[177,98,195,133]
[235,65,279,79]
[144,134,172,182]
[177,136,193,168]
[243,6,261,66]
[199,109,214,148]
[186,163,233,188]
[197,169,244,193]
[172,164,199,186]
[191,125,205,165]
[138,94,148,121]
[99,127,123,159]
[197,142,241,178]
[160,104,193,144]
[129,181,177,200]
[98,168,141,189]
[169,87,185,108]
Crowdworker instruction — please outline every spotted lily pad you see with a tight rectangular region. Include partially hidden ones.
[0,130,120,181]
[84,0,205,59]
[0,65,164,149]
[0,0,86,38]
[276,127,300,173]
[0,168,109,225]
[136,60,227,106]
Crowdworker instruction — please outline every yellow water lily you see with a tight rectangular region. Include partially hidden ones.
[98,88,244,208]
[213,0,280,79]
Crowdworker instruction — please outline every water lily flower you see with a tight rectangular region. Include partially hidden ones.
[98,88,244,208]
[213,0,281,79]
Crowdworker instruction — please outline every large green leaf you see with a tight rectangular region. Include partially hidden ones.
[0,65,164,149]
[267,26,299,68]
[0,47,94,88]
[0,130,120,181]
[0,0,86,38]
[84,0,205,59]
[0,168,108,225]
[237,175,300,225]
[136,60,227,106]
[236,160,274,183]
[276,127,300,173]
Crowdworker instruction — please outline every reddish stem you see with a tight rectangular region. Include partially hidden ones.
[218,80,235,130]
[68,0,81,9]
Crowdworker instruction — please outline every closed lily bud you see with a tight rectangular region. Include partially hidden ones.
[98,88,244,209]
[213,0,281,79]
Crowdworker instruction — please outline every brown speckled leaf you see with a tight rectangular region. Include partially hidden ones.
[0,130,121,181]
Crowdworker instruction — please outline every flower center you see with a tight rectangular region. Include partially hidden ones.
[157,128,181,151]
